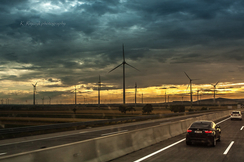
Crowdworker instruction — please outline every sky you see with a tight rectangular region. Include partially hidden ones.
[1,0,244,104]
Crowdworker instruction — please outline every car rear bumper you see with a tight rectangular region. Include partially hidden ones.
[186,135,214,144]
[231,116,242,119]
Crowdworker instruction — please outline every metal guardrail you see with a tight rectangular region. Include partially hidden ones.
[0,110,223,136]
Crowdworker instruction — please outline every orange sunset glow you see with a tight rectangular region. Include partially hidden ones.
[1,0,244,105]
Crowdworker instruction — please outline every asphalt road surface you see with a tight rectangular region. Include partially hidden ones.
[0,112,216,157]
[110,117,244,162]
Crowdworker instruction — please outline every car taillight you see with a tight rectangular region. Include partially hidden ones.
[187,129,192,133]
[205,130,212,133]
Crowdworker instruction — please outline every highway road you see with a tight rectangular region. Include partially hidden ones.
[0,112,217,157]
[110,117,244,162]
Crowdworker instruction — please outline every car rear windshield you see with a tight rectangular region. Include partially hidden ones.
[232,112,240,114]
[190,122,211,128]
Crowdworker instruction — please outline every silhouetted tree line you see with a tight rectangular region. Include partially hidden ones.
[119,105,136,114]
[170,105,185,113]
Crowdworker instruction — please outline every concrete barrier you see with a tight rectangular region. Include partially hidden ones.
[153,124,171,143]
[181,118,193,131]
[0,110,239,162]
[169,121,184,137]
[0,139,98,162]
[96,132,134,162]
[131,127,156,151]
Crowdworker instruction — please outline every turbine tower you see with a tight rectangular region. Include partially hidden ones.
[109,44,139,105]
[142,93,143,104]
[196,90,200,104]
[32,82,37,106]
[75,86,77,105]
[184,72,199,107]
[135,82,137,107]
[211,81,219,104]
[49,97,51,105]
[98,75,101,108]
[161,87,167,104]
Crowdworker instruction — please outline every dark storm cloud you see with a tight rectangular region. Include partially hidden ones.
[43,84,69,88]
[2,52,19,61]
[0,75,18,81]
[158,87,168,89]
[84,86,120,91]
[0,0,29,13]
[200,89,213,92]
[47,78,59,82]
[1,0,244,88]
[29,90,72,100]
[74,0,120,16]
[126,0,228,19]
[222,49,244,61]
[170,53,208,64]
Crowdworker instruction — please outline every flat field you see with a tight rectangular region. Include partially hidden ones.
[0,104,230,128]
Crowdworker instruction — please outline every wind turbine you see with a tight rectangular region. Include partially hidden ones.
[109,44,139,105]
[98,75,101,108]
[32,82,37,106]
[42,97,44,105]
[6,98,9,104]
[211,81,219,104]
[184,72,199,107]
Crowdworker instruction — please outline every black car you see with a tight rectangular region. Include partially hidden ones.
[186,121,221,147]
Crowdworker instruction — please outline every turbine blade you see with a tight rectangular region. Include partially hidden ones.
[215,81,219,86]
[184,72,191,80]
[125,62,140,71]
[109,63,123,73]
[35,82,38,86]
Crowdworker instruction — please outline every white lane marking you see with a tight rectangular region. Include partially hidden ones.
[216,117,231,125]
[241,126,244,131]
[134,138,186,162]
[134,116,231,162]
[79,131,88,134]
[223,141,234,155]
[101,130,128,136]
[0,131,88,147]
[0,153,6,156]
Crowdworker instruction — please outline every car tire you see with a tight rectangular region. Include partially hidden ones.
[212,138,216,147]
[186,140,192,145]
[217,135,221,142]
